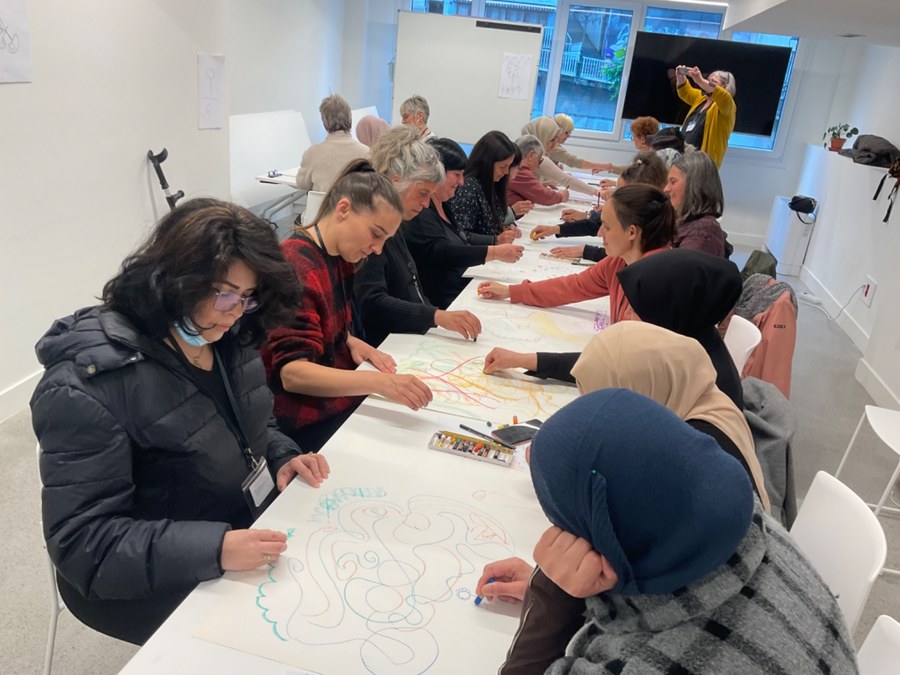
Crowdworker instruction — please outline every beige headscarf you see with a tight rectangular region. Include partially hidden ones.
[571,321,770,512]
[521,116,561,152]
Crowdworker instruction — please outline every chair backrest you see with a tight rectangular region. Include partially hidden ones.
[302,190,327,225]
[858,614,900,675]
[789,471,887,634]
[724,314,762,373]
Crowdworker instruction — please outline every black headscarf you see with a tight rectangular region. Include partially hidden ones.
[617,249,744,407]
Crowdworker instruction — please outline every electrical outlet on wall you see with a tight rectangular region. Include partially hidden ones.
[863,276,877,307]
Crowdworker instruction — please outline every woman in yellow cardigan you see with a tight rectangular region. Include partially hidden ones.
[675,66,736,167]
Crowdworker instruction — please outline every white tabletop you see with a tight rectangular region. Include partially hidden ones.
[119,200,606,675]
[121,401,549,675]
[254,166,300,188]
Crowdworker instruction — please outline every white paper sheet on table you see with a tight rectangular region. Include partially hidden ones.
[374,333,579,422]
[193,428,549,675]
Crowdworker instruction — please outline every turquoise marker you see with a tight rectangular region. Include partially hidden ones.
[474,578,495,606]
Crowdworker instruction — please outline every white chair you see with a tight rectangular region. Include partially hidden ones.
[302,190,326,225]
[723,314,762,374]
[835,405,900,577]
[789,471,887,634]
[37,442,65,675]
[858,614,900,675]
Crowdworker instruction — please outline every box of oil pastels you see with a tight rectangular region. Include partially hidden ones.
[428,430,514,468]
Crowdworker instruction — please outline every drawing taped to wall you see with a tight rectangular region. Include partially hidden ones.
[0,0,32,83]
[195,487,533,674]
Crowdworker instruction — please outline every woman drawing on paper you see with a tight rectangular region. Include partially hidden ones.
[32,198,330,644]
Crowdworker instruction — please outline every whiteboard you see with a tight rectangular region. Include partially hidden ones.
[393,11,543,146]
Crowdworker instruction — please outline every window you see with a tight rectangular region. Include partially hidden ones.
[410,2,799,153]
[548,5,635,133]
[642,6,721,38]
[729,32,799,151]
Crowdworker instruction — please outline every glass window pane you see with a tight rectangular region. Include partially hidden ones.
[554,5,634,133]
[485,0,558,24]
[729,32,799,151]
[410,0,473,16]
[642,7,722,38]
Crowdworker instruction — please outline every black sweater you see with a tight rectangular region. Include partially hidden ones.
[354,229,436,347]
[404,201,488,309]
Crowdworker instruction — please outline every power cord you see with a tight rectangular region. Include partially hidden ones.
[797,284,865,321]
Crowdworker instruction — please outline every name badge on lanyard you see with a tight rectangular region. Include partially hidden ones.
[685,119,697,133]
[241,455,276,519]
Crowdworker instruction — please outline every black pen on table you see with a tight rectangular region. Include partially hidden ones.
[459,424,516,450]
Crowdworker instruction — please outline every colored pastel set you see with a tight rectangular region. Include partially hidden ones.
[428,431,514,468]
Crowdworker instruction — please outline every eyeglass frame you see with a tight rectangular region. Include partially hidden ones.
[212,288,260,314]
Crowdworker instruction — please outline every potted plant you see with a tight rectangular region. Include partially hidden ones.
[823,123,859,152]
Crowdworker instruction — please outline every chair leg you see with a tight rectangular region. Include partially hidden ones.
[835,410,866,478]
[874,459,900,518]
[44,554,59,675]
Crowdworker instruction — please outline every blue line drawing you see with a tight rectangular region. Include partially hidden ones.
[255,489,515,674]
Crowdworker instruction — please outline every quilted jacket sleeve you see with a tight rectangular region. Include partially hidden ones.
[34,385,228,601]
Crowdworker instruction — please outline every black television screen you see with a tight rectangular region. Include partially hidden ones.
[622,32,792,136]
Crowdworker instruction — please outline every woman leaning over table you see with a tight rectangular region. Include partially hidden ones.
[549,112,616,174]
[478,182,672,317]
[447,130,522,241]
[262,160,433,453]
[522,116,598,198]
[354,126,483,346]
[404,136,524,309]
[664,151,731,258]
[31,198,330,645]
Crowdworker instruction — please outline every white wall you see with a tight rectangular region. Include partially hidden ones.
[799,42,900,406]
[0,0,344,422]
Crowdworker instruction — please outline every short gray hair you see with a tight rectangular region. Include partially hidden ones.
[672,151,724,221]
[400,95,430,122]
[369,125,444,190]
[709,70,736,97]
[515,134,544,162]
[319,94,352,133]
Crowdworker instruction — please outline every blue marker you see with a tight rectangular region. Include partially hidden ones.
[474,577,496,606]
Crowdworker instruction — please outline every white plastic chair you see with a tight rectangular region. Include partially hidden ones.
[858,614,900,675]
[723,314,762,374]
[835,405,900,577]
[789,471,887,634]
[37,442,65,675]
[302,190,326,225]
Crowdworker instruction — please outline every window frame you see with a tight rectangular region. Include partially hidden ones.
[410,0,802,160]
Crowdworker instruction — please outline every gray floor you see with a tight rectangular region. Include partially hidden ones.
[2,247,899,674]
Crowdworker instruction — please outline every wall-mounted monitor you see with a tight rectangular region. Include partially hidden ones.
[622,32,792,136]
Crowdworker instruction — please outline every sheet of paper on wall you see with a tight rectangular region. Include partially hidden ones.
[198,53,225,130]
[0,0,33,83]
[498,52,533,101]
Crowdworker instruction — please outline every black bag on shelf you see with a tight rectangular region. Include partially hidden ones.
[873,158,900,223]
[788,195,817,224]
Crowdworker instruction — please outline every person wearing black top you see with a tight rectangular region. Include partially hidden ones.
[356,127,482,345]
[405,137,524,309]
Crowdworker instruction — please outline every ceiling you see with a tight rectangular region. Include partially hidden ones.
[724,0,900,47]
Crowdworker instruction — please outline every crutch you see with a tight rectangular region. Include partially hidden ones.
[147,148,185,211]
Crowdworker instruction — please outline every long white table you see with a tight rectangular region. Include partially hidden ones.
[119,199,607,675]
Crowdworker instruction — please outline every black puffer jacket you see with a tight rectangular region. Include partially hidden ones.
[31,307,300,641]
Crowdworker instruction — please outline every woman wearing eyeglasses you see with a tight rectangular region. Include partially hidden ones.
[31,198,331,645]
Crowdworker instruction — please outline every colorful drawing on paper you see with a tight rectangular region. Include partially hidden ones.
[389,336,578,421]
[473,304,593,352]
[195,488,519,674]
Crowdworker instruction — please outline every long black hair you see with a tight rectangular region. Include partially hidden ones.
[102,198,300,347]
[465,130,517,222]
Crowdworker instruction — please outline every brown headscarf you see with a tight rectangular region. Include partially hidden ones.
[356,115,390,148]
[571,321,770,512]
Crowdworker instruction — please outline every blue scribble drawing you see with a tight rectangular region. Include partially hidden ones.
[455,587,472,601]
[0,16,20,54]
[256,489,514,674]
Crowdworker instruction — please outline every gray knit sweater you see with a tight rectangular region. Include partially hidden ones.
[546,504,857,675]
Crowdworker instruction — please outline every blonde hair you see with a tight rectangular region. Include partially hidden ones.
[554,113,575,134]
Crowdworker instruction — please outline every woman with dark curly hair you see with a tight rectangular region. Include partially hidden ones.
[31,198,330,645]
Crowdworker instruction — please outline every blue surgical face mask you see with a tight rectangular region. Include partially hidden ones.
[174,318,211,346]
